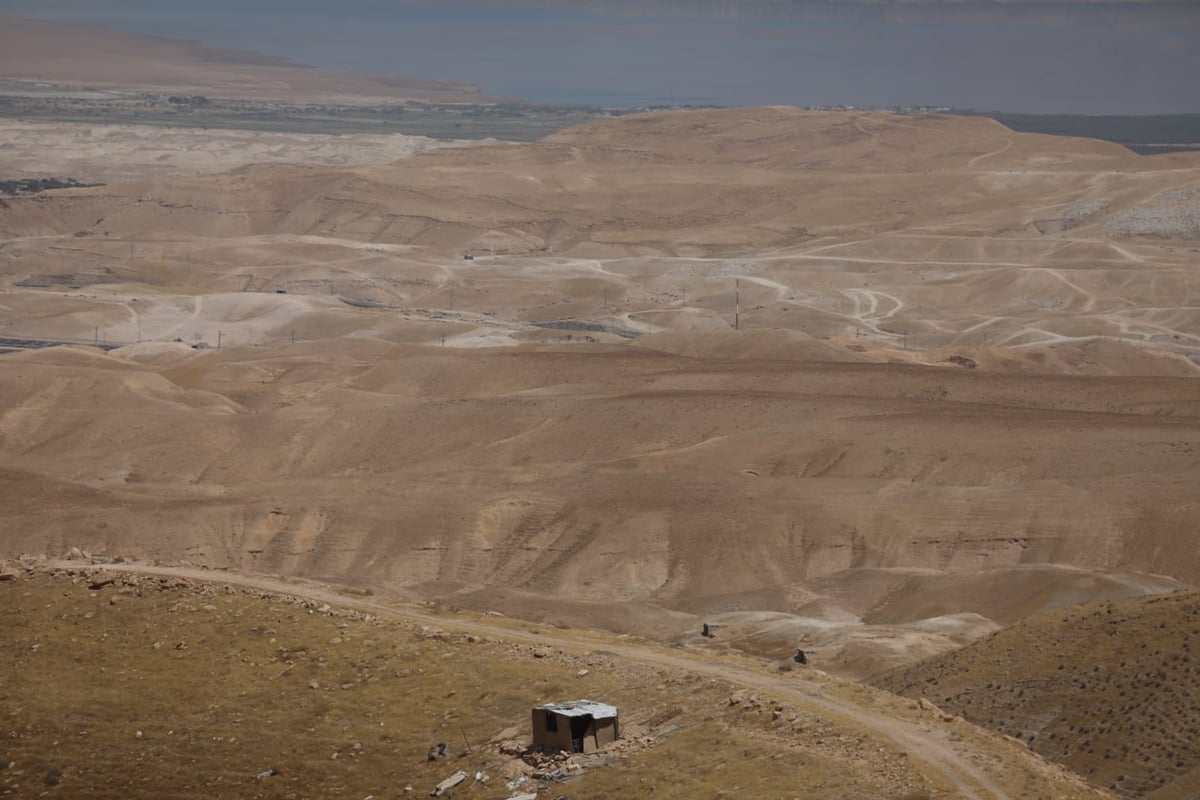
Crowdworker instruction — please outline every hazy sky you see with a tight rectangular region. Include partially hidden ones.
[3,1,1198,112]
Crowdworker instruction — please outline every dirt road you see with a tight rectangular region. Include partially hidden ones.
[78,562,1019,799]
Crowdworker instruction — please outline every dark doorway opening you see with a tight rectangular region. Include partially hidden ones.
[569,715,592,753]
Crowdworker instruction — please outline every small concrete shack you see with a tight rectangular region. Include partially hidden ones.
[531,699,619,753]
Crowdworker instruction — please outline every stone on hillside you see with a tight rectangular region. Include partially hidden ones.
[87,573,117,590]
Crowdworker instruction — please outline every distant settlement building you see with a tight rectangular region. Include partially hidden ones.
[531,700,620,753]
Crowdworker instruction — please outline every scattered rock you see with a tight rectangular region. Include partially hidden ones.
[498,739,526,756]
[417,626,448,641]
[917,697,942,715]
[44,768,63,787]
[87,573,117,590]
[947,354,978,369]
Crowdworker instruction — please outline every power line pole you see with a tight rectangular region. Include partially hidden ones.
[217,329,223,350]
[734,278,740,331]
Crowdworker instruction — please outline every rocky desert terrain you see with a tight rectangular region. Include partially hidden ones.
[2,18,1199,799]
[877,590,1200,798]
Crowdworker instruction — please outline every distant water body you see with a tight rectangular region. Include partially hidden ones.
[6,1,1199,113]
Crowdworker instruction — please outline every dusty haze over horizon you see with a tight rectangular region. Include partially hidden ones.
[3,0,1197,112]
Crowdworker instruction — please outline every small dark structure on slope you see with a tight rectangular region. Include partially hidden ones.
[531,700,619,753]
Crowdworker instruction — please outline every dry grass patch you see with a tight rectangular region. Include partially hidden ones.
[875,590,1200,798]
[1,569,941,799]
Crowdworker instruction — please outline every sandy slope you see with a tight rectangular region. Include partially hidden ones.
[0,17,483,103]
[0,121,474,184]
[1,106,1198,685]
[877,590,1200,798]
[1,339,1196,671]
[4,108,1198,365]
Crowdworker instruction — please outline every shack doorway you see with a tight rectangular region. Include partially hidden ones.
[569,715,591,753]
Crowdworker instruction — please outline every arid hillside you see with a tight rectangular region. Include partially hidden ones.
[0,17,483,104]
[3,107,1183,254]
[0,120,471,184]
[1,338,1196,667]
[4,107,1200,364]
[2,106,1199,680]
[0,563,1113,800]
[875,590,1200,799]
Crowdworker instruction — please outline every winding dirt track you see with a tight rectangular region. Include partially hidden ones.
[80,562,1014,799]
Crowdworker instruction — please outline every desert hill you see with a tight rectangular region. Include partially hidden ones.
[3,14,1199,793]
[0,17,483,104]
[5,107,1200,370]
[0,564,1114,800]
[875,590,1200,798]
[4,107,1179,254]
[0,120,469,184]
[1,338,1197,671]
[2,108,1199,686]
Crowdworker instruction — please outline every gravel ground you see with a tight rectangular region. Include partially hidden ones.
[1062,198,1110,229]
[1106,203,1200,238]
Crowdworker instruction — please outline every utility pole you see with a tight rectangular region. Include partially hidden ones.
[681,286,686,307]
[291,329,296,345]
[217,329,223,350]
[734,278,740,331]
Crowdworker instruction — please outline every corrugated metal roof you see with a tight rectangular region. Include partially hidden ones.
[535,699,618,719]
